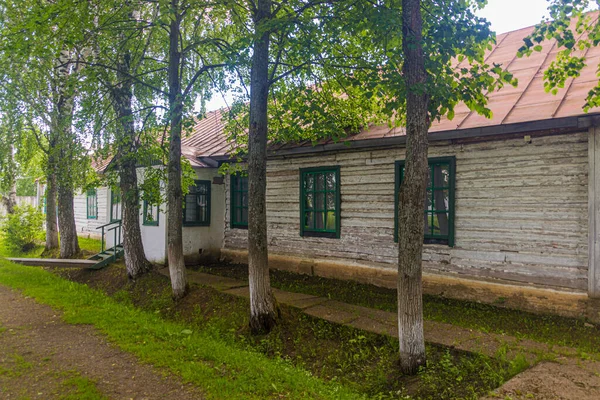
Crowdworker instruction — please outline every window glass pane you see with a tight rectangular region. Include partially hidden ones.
[305,192,314,209]
[434,212,449,236]
[433,189,449,212]
[305,174,314,191]
[433,164,449,188]
[316,174,325,191]
[431,214,440,236]
[424,213,433,235]
[231,176,248,226]
[144,202,159,224]
[326,193,335,210]
[185,195,196,221]
[326,172,336,190]
[304,212,313,229]
[111,189,121,221]
[87,190,97,219]
[315,211,325,229]
[315,192,325,211]
[326,211,336,230]
[183,181,210,225]
[425,189,432,212]
[200,203,207,222]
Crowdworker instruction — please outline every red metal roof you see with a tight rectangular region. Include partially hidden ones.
[184,14,600,160]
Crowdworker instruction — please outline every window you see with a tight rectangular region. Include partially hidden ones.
[183,180,211,226]
[110,188,122,222]
[395,157,456,246]
[87,189,98,219]
[230,175,248,228]
[300,166,340,238]
[143,200,159,226]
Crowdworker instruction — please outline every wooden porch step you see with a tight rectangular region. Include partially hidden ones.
[6,258,97,269]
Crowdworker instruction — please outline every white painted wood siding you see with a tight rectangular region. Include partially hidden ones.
[224,131,589,291]
[74,187,109,238]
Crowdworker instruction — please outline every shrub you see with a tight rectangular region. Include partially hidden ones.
[0,205,45,253]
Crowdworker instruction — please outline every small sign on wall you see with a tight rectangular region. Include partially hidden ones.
[213,176,224,185]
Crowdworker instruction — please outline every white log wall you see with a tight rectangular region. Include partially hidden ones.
[224,131,589,292]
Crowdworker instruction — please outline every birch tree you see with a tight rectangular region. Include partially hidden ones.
[224,0,384,333]
[0,111,20,214]
[0,0,94,257]
[81,2,159,279]
[159,0,229,299]
[337,0,516,373]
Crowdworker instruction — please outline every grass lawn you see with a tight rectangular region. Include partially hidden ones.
[196,263,600,356]
[0,232,528,398]
[0,259,362,399]
[0,234,102,259]
[53,263,522,399]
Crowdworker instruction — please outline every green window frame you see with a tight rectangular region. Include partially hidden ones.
[230,174,248,229]
[86,189,98,219]
[300,166,341,239]
[110,188,122,222]
[183,180,211,226]
[142,200,159,226]
[395,156,456,246]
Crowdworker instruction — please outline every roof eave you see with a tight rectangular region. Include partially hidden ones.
[205,114,600,164]
[269,114,600,157]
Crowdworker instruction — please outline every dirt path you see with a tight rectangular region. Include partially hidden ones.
[0,285,203,400]
[482,358,600,400]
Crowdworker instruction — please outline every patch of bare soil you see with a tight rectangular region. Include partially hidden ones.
[0,284,203,400]
[482,359,600,399]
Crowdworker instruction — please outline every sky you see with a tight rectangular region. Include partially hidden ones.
[476,0,550,34]
[205,0,553,112]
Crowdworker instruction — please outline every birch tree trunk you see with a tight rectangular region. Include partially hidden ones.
[45,140,59,250]
[111,29,152,280]
[57,180,80,258]
[6,183,17,214]
[55,99,80,259]
[120,158,152,279]
[3,143,17,214]
[397,0,429,375]
[247,0,278,334]
[166,0,187,299]
[51,49,80,259]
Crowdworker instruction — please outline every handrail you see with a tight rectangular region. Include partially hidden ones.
[96,219,122,230]
[96,219,123,255]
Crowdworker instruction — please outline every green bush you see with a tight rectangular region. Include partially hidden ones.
[0,205,44,253]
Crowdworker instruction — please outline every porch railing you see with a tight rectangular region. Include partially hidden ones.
[96,219,122,254]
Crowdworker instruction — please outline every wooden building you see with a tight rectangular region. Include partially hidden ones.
[74,20,600,320]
